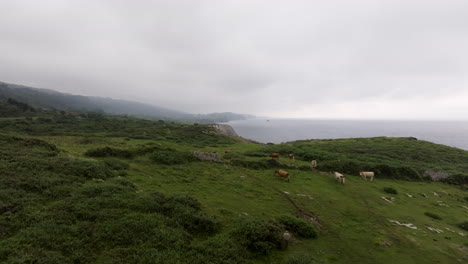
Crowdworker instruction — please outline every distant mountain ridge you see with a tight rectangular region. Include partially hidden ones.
[0,81,254,122]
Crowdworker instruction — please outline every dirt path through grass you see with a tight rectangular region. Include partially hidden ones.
[238,168,322,227]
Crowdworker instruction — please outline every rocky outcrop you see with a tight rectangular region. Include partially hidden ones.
[191,151,224,163]
[211,124,239,137]
[424,170,450,181]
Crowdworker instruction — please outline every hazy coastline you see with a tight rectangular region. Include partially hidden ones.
[225,118,468,150]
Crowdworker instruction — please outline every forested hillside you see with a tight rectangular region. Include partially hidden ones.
[0,82,253,122]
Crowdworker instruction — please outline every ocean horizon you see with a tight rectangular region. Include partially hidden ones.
[225,118,468,150]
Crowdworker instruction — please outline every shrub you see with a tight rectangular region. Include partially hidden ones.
[244,151,268,157]
[424,212,442,220]
[78,179,135,198]
[134,192,219,234]
[458,221,468,231]
[149,149,195,165]
[230,218,283,255]
[296,149,338,161]
[277,216,317,238]
[187,236,249,264]
[316,160,362,175]
[92,213,192,249]
[223,152,242,160]
[84,147,134,159]
[48,157,115,179]
[103,158,129,170]
[383,187,398,195]
[441,174,468,185]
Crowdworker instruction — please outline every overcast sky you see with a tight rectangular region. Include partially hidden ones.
[1,0,467,119]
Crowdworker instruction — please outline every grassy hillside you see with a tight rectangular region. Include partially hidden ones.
[1,105,467,263]
[249,137,468,183]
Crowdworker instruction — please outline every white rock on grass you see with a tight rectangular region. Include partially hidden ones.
[389,220,418,230]
[427,227,443,233]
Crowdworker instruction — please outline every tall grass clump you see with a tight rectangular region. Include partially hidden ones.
[383,187,398,195]
[230,218,283,255]
[458,221,468,231]
[85,146,135,159]
[277,216,317,238]
[424,212,442,220]
[149,149,195,165]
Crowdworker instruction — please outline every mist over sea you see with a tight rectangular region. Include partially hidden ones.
[225,119,468,150]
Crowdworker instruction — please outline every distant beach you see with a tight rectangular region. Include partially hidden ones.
[225,119,468,150]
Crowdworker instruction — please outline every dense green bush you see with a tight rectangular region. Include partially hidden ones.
[134,192,219,234]
[49,157,115,179]
[373,165,422,181]
[261,145,296,155]
[458,221,468,231]
[0,135,235,263]
[317,160,362,175]
[85,146,135,159]
[103,158,129,170]
[223,152,243,159]
[441,174,468,185]
[149,149,195,165]
[231,218,283,255]
[187,236,249,264]
[317,160,422,181]
[277,216,317,238]
[383,187,398,195]
[0,175,225,264]
[296,149,338,162]
[424,212,442,220]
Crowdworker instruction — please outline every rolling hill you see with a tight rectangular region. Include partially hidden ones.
[0,81,253,122]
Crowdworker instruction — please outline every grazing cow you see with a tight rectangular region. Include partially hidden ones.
[269,153,280,159]
[359,171,374,181]
[334,172,345,184]
[288,154,295,159]
[274,169,290,182]
[224,150,232,154]
[311,160,317,169]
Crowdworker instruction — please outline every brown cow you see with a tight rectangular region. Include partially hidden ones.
[269,153,280,159]
[224,150,232,154]
[288,154,295,159]
[274,169,290,182]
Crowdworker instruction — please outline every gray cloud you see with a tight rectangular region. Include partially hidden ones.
[1,0,467,119]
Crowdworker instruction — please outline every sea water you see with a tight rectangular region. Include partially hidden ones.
[225,119,468,150]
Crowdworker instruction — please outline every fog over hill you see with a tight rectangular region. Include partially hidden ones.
[0,81,253,122]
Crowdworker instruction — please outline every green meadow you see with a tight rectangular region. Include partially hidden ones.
[1,103,467,263]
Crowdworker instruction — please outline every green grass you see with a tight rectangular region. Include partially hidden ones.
[1,106,468,263]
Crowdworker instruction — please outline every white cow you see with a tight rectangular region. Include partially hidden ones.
[311,160,317,169]
[360,171,374,181]
[334,172,345,184]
